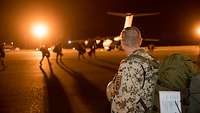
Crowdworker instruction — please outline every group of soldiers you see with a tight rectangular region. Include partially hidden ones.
[75,41,97,59]
[39,41,97,66]
[39,42,63,66]
[0,40,98,70]
[0,40,154,69]
[0,42,64,69]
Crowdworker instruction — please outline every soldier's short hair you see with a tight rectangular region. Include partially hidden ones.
[120,26,142,47]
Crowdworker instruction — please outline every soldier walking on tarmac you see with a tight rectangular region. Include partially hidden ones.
[39,44,50,66]
[0,43,6,69]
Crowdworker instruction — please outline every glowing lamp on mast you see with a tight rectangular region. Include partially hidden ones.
[32,23,48,39]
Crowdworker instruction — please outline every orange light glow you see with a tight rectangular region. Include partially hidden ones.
[197,27,200,36]
[32,23,48,39]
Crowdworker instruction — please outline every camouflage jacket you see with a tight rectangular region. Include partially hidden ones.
[111,48,160,113]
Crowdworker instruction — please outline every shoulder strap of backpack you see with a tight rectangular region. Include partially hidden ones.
[132,54,159,88]
[132,54,159,112]
[131,55,148,88]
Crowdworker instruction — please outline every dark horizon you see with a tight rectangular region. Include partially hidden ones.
[0,0,200,48]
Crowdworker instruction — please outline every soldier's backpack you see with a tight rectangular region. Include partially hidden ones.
[53,46,58,53]
[153,53,200,113]
[188,74,200,113]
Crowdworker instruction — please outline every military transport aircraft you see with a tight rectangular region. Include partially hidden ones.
[66,12,160,50]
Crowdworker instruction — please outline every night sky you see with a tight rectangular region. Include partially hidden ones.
[0,0,200,47]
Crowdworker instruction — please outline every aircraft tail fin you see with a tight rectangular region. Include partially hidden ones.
[107,12,160,29]
[124,15,134,28]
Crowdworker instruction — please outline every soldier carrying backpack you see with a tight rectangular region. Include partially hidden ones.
[39,44,50,66]
[53,42,63,62]
[106,26,160,113]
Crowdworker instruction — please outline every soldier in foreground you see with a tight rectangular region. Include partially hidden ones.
[107,26,159,113]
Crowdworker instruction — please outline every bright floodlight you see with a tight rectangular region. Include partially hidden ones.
[85,40,88,45]
[114,36,121,41]
[96,40,101,44]
[103,39,113,50]
[68,40,72,44]
[197,27,200,36]
[32,24,48,38]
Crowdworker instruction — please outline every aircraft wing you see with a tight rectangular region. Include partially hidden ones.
[133,12,160,17]
[143,38,160,42]
[107,12,160,17]
[107,12,131,17]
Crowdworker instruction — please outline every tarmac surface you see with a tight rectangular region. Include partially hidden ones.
[0,45,199,113]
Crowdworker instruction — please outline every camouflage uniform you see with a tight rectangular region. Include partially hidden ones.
[111,48,159,113]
